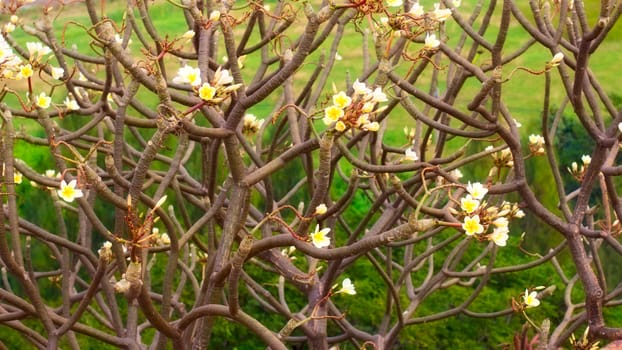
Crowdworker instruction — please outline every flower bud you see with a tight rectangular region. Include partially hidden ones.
[209,10,221,21]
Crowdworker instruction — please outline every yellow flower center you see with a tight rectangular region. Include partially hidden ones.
[325,106,344,122]
[61,186,76,198]
[199,84,216,101]
[462,216,483,236]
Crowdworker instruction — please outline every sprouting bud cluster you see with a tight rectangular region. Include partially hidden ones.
[98,241,114,262]
[323,80,387,132]
[150,227,171,246]
[453,182,524,247]
[280,246,297,261]
[384,2,458,52]
[486,146,514,168]
[546,52,564,69]
[528,134,546,156]
[568,154,591,181]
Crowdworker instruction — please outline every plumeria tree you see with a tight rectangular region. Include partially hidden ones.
[1,0,622,348]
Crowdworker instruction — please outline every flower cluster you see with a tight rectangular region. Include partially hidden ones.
[528,134,545,156]
[280,246,297,260]
[0,35,22,79]
[173,65,241,105]
[323,80,387,132]
[456,182,524,247]
[486,146,514,168]
[150,227,171,246]
[8,41,53,81]
[3,15,18,33]
[98,241,114,262]
[383,2,459,52]
[568,154,591,181]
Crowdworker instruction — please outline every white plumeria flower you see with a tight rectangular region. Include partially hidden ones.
[492,217,509,228]
[4,23,15,33]
[452,169,463,179]
[10,15,19,24]
[182,30,195,40]
[362,121,380,132]
[370,87,388,103]
[523,289,540,308]
[51,67,64,80]
[460,195,480,214]
[209,10,221,21]
[409,3,424,16]
[462,215,484,236]
[431,3,452,22]
[333,91,352,109]
[18,64,33,79]
[35,92,52,109]
[242,113,264,135]
[352,79,371,95]
[386,0,403,7]
[26,42,51,60]
[489,227,509,247]
[213,67,233,86]
[64,96,80,110]
[198,82,216,101]
[549,52,564,67]
[361,102,375,113]
[403,148,418,162]
[315,204,328,215]
[57,179,84,203]
[453,0,461,7]
[324,105,344,124]
[528,134,545,147]
[310,224,331,248]
[13,172,22,184]
[114,34,132,45]
[466,182,488,200]
[338,278,356,295]
[173,65,202,87]
[618,122,622,134]
[581,155,591,165]
[424,33,441,50]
